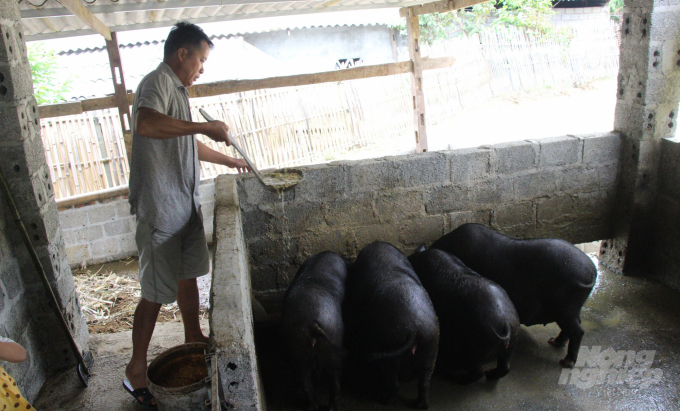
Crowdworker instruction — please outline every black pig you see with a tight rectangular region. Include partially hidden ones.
[344,242,439,409]
[409,246,519,383]
[281,251,349,411]
[430,223,597,367]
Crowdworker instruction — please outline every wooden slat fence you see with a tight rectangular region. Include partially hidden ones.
[41,22,620,200]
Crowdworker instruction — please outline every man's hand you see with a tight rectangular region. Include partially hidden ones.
[228,158,251,174]
[202,120,231,146]
[197,140,252,173]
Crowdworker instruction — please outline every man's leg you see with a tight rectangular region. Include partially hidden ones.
[177,277,209,344]
[125,297,162,399]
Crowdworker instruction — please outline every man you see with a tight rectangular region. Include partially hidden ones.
[122,22,249,408]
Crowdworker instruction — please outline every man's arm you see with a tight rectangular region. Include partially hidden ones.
[197,140,251,173]
[136,107,230,144]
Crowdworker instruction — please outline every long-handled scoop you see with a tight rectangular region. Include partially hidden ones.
[199,108,268,186]
[199,109,303,192]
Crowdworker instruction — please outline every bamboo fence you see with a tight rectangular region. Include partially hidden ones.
[42,22,620,200]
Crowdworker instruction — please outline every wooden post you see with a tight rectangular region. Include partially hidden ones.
[105,32,133,163]
[405,7,428,152]
[390,28,400,62]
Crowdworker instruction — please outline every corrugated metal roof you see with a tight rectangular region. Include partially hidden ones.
[19,0,420,41]
[53,35,292,101]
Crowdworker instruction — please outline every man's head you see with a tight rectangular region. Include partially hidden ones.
[164,22,214,87]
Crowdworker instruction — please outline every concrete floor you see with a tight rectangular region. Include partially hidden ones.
[33,260,680,410]
[257,260,680,411]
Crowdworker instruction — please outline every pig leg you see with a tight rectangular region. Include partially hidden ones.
[376,359,400,405]
[556,316,584,368]
[548,331,568,348]
[485,343,515,380]
[327,367,341,411]
[409,340,437,409]
[299,367,317,411]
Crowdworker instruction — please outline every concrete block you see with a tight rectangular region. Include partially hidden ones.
[87,203,117,225]
[400,215,446,246]
[426,185,471,214]
[539,136,582,168]
[494,140,538,175]
[472,180,501,206]
[349,153,447,194]
[374,190,425,223]
[90,238,120,258]
[274,201,326,234]
[0,60,34,102]
[0,0,20,21]
[354,224,401,251]
[659,139,680,198]
[59,208,87,230]
[118,233,138,255]
[246,237,296,269]
[199,178,216,200]
[537,195,575,222]
[113,199,132,218]
[449,147,491,185]
[391,152,448,187]
[295,164,349,201]
[493,201,534,228]
[241,208,273,240]
[448,209,492,230]
[324,197,376,227]
[556,166,599,193]
[104,218,133,236]
[598,164,620,189]
[0,21,19,63]
[0,102,28,142]
[0,256,21,300]
[298,228,354,261]
[70,225,104,244]
[514,171,558,199]
[581,132,621,165]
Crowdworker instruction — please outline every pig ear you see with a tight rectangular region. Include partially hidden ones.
[415,244,427,254]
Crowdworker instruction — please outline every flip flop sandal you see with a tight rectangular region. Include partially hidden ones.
[123,378,157,409]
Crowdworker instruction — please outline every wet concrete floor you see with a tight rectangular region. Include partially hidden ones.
[256,259,680,411]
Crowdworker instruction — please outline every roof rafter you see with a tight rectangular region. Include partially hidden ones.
[399,0,491,17]
[21,0,308,19]
[56,0,112,40]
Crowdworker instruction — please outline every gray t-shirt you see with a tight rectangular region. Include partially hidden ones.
[128,62,202,235]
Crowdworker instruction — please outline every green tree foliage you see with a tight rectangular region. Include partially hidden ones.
[608,0,624,22]
[392,0,566,45]
[28,42,72,104]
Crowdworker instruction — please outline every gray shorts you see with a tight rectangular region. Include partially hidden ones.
[135,210,210,304]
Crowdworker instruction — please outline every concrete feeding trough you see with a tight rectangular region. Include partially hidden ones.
[208,132,623,409]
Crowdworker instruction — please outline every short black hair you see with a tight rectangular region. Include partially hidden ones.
[164,21,214,59]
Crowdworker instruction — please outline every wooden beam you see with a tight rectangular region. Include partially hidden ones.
[57,0,112,40]
[405,7,428,153]
[399,0,490,18]
[105,31,133,162]
[189,61,415,98]
[38,58,458,118]
[38,101,83,118]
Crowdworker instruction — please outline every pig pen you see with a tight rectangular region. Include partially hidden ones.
[208,132,628,410]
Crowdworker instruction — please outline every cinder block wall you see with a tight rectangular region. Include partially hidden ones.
[0,200,46,402]
[58,178,216,267]
[238,132,622,310]
[650,138,680,290]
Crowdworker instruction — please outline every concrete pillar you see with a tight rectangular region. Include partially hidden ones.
[0,0,89,371]
[600,0,680,273]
